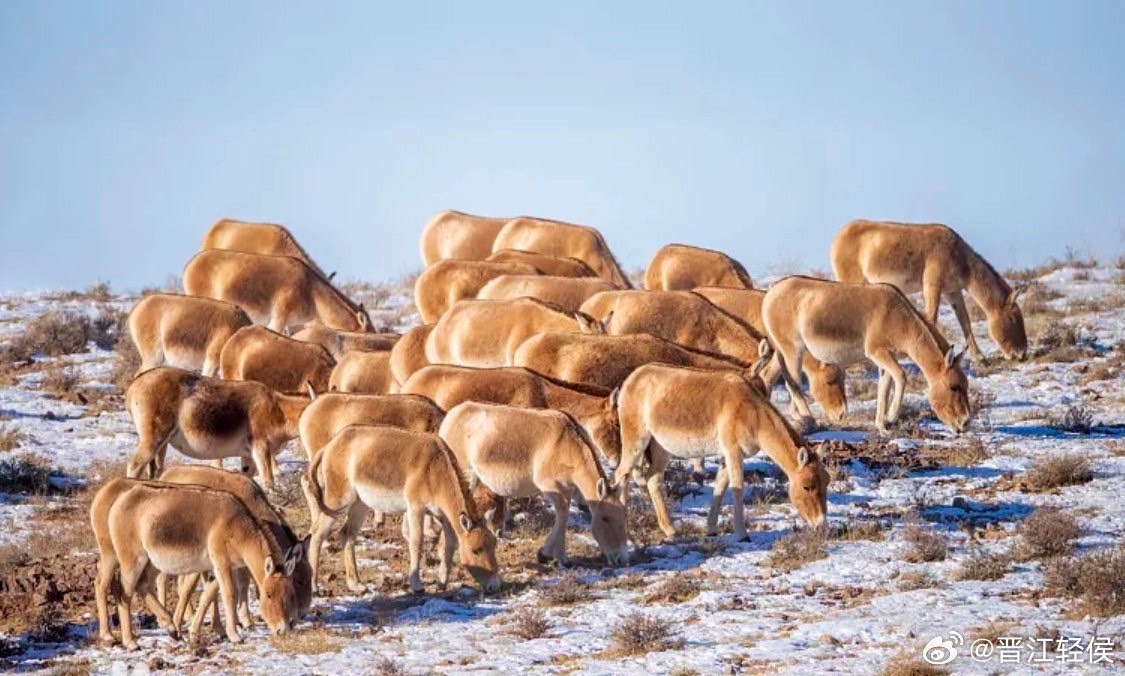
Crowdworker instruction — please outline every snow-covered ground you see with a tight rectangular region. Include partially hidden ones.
[1,267,1123,674]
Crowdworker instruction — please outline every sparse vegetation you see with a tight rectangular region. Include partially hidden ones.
[271,627,344,654]
[896,571,939,591]
[832,520,887,542]
[902,523,948,563]
[1044,546,1125,617]
[539,571,592,606]
[643,575,702,604]
[1034,322,1090,362]
[953,549,1011,581]
[40,363,82,403]
[1016,507,1081,560]
[0,453,53,494]
[608,612,680,656]
[371,656,410,676]
[27,604,70,643]
[880,652,950,676]
[766,528,828,571]
[110,330,141,390]
[508,607,551,640]
[0,424,22,452]
[1049,404,1096,434]
[1024,454,1093,491]
[4,311,96,361]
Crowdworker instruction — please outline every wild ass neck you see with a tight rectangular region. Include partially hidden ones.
[311,280,361,330]
[430,447,480,534]
[964,248,1013,315]
[742,394,804,476]
[890,297,953,379]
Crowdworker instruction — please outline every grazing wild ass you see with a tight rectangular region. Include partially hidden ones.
[390,324,435,387]
[328,350,396,394]
[413,259,541,323]
[127,294,252,377]
[419,210,512,264]
[291,324,399,360]
[761,276,971,433]
[158,465,312,631]
[476,275,622,313]
[511,331,752,391]
[644,243,753,290]
[614,364,830,540]
[439,402,629,565]
[91,480,299,648]
[298,392,445,458]
[124,367,310,484]
[830,220,1028,361]
[400,364,620,463]
[219,325,336,394]
[182,249,372,334]
[201,218,328,277]
[303,425,501,593]
[693,286,848,422]
[492,217,633,288]
[426,298,604,368]
[487,249,598,278]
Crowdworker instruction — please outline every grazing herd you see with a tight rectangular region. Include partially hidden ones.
[92,213,1028,649]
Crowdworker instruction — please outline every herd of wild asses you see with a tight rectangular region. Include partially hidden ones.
[91,212,1029,648]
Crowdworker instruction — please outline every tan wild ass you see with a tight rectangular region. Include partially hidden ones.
[303,425,501,593]
[91,480,299,648]
[476,275,622,313]
[400,365,620,463]
[127,294,252,377]
[487,249,598,278]
[201,218,328,277]
[298,392,445,459]
[291,324,399,360]
[644,243,753,290]
[761,276,971,433]
[614,364,830,540]
[219,325,335,394]
[439,402,629,565]
[426,298,604,368]
[831,220,1028,361]
[124,367,310,484]
[389,324,435,387]
[492,217,633,288]
[182,250,372,334]
[328,350,396,394]
[693,286,848,422]
[413,259,540,323]
[420,210,512,265]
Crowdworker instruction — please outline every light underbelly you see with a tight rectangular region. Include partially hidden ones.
[356,485,408,515]
[476,469,539,498]
[805,339,868,367]
[162,346,205,370]
[172,430,249,460]
[651,429,721,459]
[145,548,211,576]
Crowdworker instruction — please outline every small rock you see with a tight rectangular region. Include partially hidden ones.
[819,634,841,646]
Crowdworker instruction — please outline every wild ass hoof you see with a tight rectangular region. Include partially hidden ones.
[536,548,553,564]
[123,640,140,651]
[346,581,367,594]
[225,632,244,645]
[99,633,118,647]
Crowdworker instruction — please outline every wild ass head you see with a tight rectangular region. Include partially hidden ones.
[928,346,971,434]
[989,286,1028,361]
[788,444,830,528]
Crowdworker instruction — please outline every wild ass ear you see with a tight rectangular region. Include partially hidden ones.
[264,557,277,576]
[797,446,811,469]
[1007,285,1027,306]
[328,271,337,281]
[467,475,480,492]
[609,386,621,411]
[305,380,317,401]
[758,338,772,360]
[943,346,965,368]
[356,308,369,330]
[573,312,600,334]
[459,512,473,532]
[601,311,614,329]
[596,477,608,500]
[283,548,298,577]
[483,507,497,529]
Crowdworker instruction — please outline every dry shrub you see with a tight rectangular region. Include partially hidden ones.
[0,424,22,452]
[27,604,70,643]
[1024,454,1093,491]
[953,549,1011,581]
[82,282,112,303]
[1049,404,1095,434]
[925,437,990,467]
[880,652,950,676]
[1007,260,1066,283]
[90,307,126,351]
[371,656,409,676]
[111,331,142,390]
[40,364,82,403]
[1044,546,1125,617]
[539,571,592,606]
[6,312,95,361]
[508,607,551,640]
[1034,323,1090,362]
[1016,507,1081,560]
[270,627,344,654]
[896,571,939,591]
[608,612,680,656]
[832,520,887,542]
[0,453,53,494]
[902,523,947,563]
[643,575,702,604]
[766,528,828,571]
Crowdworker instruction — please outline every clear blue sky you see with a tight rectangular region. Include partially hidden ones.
[1,1,1122,291]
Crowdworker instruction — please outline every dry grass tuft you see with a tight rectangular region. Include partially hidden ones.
[1023,454,1093,492]
[5,312,95,361]
[643,575,702,604]
[0,424,22,453]
[0,453,54,494]
[270,627,344,654]
[370,656,410,676]
[508,607,551,640]
[40,363,83,403]
[953,549,1011,581]
[766,528,828,571]
[539,571,592,606]
[1049,404,1096,434]
[896,571,939,591]
[110,331,142,391]
[1044,546,1125,617]
[608,612,681,656]
[832,520,887,542]
[27,604,70,643]
[1034,323,1092,362]
[880,651,950,676]
[902,523,948,563]
[1016,507,1081,560]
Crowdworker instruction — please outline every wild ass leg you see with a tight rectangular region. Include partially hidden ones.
[538,486,572,565]
[250,440,275,488]
[438,515,457,587]
[172,573,199,628]
[212,560,244,644]
[341,503,370,593]
[875,368,892,433]
[115,552,150,651]
[128,421,172,479]
[94,551,119,645]
[869,349,906,429]
[405,505,427,593]
[945,291,984,361]
[642,447,676,538]
[137,566,179,639]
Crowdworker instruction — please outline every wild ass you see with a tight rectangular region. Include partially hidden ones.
[487,249,598,278]
[127,294,252,377]
[328,350,396,394]
[182,249,372,334]
[303,425,501,593]
[219,325,336,394]
[201,218,328,277]
[693,286,847,422]
[644,243,753,290]
[492,217,633,288]
[830,220,1028,361]
[124,367,310,484]
[761,276,971,433]
[614,364,830,540]
[476,275,622,313]
[389,324,435,387]
[91,480,299,648]
[413,259,541,323]
[400,364,620,462]
[298,392,445,458]
[426,298,604,368]
[439,402,629,565]
[420,210,512,265]
[291,324,399,360]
